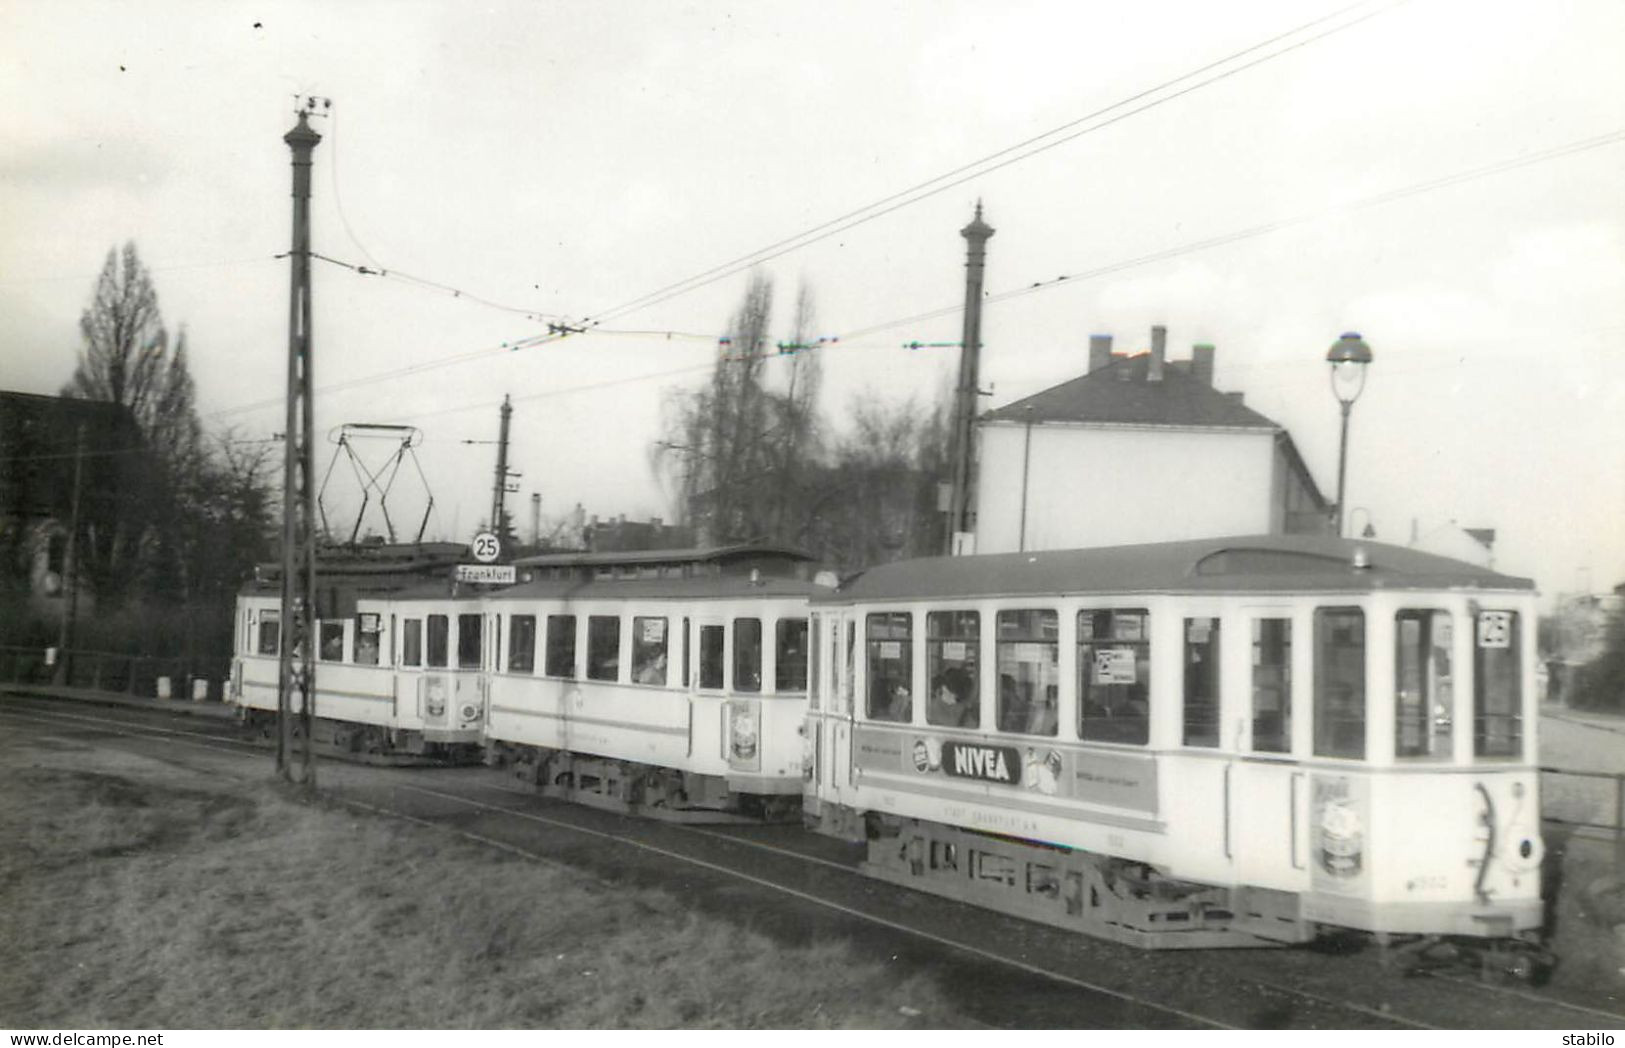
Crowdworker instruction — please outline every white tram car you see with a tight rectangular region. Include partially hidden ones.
[803,535,1543,953]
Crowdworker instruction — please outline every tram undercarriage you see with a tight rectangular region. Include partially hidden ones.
[491,742,801,824]
[851,811,1313,949]
[239,709,478,765]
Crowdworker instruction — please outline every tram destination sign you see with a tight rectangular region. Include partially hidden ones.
[455,564,516,584]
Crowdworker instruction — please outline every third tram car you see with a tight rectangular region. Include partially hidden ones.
[803,535,1543,957]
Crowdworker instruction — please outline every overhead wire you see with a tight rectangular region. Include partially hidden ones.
[576,0,1407,330]
[200,122,1625,427]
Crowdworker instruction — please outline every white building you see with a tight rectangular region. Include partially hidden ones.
[973,327,1332,554]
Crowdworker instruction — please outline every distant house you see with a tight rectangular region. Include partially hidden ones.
[972,327,1333,554]
[1409,522,1497,569]
[0,391,145,618]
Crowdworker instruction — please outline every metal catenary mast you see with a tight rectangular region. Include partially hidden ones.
[944,203,994,555]
[277,100,326,786]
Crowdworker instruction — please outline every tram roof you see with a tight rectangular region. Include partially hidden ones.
[380,572,827,604]
[822,535,1533,603]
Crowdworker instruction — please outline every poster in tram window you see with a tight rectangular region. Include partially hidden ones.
[1093,648,1137,685]
[1310,773,1370,895]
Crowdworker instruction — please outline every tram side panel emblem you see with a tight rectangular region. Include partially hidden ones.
[1311,774,1370,892]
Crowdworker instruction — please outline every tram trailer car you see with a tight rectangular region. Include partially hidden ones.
[232,586,488,754]
[479,573,823,816]
[803,535,1544,962]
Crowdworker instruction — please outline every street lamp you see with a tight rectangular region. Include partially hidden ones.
[1326,332,1373,537]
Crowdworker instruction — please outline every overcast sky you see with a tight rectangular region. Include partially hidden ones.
[2,0,1621,600]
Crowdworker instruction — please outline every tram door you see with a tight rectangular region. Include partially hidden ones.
[827,612,857,805]
[1231,608,1309,889]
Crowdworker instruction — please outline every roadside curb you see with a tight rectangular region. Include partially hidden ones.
[0,683,237,721]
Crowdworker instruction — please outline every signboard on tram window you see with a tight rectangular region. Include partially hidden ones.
[878,641,902,660]
[641,618,665,644]
[455,564,516,584]
[942,641,967,661]
[357,613,380,632]
[1093,648,1137,684]
[1477,611,1512,649]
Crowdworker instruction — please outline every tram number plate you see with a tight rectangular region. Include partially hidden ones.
[941,742,1022,786]
[1477,612,1512,649]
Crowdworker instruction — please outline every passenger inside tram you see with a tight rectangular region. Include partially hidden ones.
[927,666,978,729]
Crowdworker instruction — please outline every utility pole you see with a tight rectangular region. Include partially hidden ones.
[530,492,542,549]
[490,394,514,537]
[945,202,994,556]
[278,100,325,788]
[53,423,84,684]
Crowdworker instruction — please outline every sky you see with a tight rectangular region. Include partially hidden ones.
[2,0,1622,601]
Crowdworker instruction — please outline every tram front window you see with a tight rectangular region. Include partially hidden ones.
[509,615,536,673]
[1474,610,1521,758]
[698,625,724,689]
[257,613,280,656]
[631,616,668,685]
[458,614,482,669]
[734,618,762,692]
[319,621,344,662]
[1313,608,1365,759]
[1182,617,1221,747]
[402,618,422,667]
[1396,610,1452,758]
[867,612,913,722]
[776,617,809,693]
[1251,618,1291,753]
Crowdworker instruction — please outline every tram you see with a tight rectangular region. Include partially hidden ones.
[803,535,1543,956]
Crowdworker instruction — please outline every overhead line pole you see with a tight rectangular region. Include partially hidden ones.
[944,204,994,556]
[279,103,323,788]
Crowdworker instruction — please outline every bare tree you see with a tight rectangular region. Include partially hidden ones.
[63,243,202,476]
[657,274,828,547]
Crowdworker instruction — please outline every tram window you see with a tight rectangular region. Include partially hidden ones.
[1250,619,1291,754]
[699,625,724,689]
[867,612,913,722]
[426,615,449,668]
[508,615,537,673]
[844,620,856,714]
[1312,608,1365,759]
[587,615,621,681]
[631,616,668,685]
[456,614,482,669]
[926,611,979,729]
[257,612,280,656]
[808,615,822,710]
[1395,610,1452,759]
[776,617,809,692]
[545,615,577,678]
[319,621,345,663]
[1473,611,1521,758]
[355,614,381,666]
[402,618,422,667]
[734,618,762,692]
[996,610,1058,736]
[1077,609,1149,745]
[682,617,691,688]
[1182,618,1221,747]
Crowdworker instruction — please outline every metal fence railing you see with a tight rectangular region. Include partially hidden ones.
[0,645,231,703]
[1540,765,1625,872]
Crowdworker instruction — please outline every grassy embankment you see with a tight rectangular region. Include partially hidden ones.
[0,761,953,1029]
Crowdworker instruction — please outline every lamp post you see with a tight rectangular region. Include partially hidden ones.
[1326,332,1373,537]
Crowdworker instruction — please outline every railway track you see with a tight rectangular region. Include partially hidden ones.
[4,693,1622,1030]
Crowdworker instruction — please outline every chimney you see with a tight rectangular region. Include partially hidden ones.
[1191,343,1215,386]
[1148,325,1166,383]
[1088,334,1113,373]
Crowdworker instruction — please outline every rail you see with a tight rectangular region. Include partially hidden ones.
[1539,765,1625,872]
[0,644,231,702]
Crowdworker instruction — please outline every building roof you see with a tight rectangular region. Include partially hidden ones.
[513,542,813,569]
[820,534,1533,604]
[980,354,1279,429]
